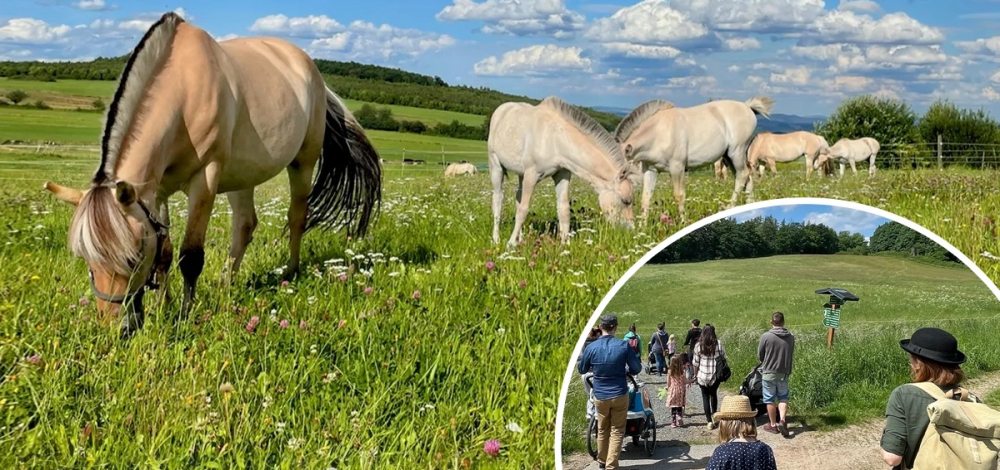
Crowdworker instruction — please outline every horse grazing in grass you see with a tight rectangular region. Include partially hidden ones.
[814,137,879,177]
[748,131,830,179]
[615,97,774,222]
[488,96,635,247]
[44,12,382,336]
[444,162,477,177]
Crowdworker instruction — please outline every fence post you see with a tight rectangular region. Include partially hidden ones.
[441,145,445,166]
[936,134,943,170]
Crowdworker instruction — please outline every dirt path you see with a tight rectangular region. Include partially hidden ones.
[561,370,1000,470]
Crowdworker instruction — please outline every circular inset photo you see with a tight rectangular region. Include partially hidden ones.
[557,198,1000,470]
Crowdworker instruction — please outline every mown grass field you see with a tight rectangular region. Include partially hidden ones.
[561,255,1000,454]
[0,78,486,126]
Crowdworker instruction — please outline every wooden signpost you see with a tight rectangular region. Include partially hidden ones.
[815,288,859,350]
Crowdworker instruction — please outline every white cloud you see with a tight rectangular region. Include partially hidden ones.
[600,42,682,59]
[436,0,584,37]
[671,0,825,33]
[804,208,886,234]
[73,0,111,11]
[309,21,455,59]
[955,36,1000,56]
[809,11,944,45]
[724,37,761,51]
[214,33,240,42]
[728,65,741,73]
[837,0,881,13]
[473,44,592,76]
[992,71,1000,83]
[984,87,1000,101]
[731,208,765,222]
[770,66,812,86]
[828,75,873,91]
[250,14,343,38]
[0,18,72,44]
[586,0,709,45]
[793,43,947,73]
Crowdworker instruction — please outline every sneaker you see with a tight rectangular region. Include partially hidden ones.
[762,423,780,434]
[706,422,715,430]
[599,464,606,470]
[779,420,789,437]
[671,422,678,428]
[677,417,684,427]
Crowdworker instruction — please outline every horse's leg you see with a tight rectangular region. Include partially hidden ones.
[178,167,221,317]
[768,158,778,177]
[553,169,572,244]
[508,171,538,247]
[668,163,686,223]
[155,199,173,306]
[849,159,858,175]
[805,154,813,179]
[285,161,315,277]
[839,163,845,178]
[640,167,658,221]
[225,188,258,281]
[868,156,876,177]
[729,144,752,207]
[490,162,505,245]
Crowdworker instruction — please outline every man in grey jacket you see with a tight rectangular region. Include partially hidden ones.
[758,311,795,437]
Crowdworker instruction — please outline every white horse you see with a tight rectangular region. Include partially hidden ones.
[749,131,831,179]
[488,96,635,246]
[814,137,879,177]
[615,97,774,221]
[444,162,477,177]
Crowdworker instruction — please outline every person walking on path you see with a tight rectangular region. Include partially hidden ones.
[624,323,642,359]
[579,327,603,422]
[758,311,795,437]
[690,324,725,429]
[880,327,984,470]
[683,319,702,380]
[578,314,643,470]
[649,322,669,375]
[706,395,778,470]
[665,355,688,427]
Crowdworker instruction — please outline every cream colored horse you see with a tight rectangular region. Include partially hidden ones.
[615,97,774,221]
[444,162,477,176]
[749,131,830,178]
[489,96,635,246]
[44,13,382,336]
[814,137,879,177]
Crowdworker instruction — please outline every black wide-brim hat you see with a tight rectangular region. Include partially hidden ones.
[900,327,966,365]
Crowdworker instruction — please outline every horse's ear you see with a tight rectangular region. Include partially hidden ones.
[44,181,83,206]
[624,144,633,158]
[116,181,137,206]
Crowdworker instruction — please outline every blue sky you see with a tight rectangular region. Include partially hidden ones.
[3,0,1000,116]
[729,204,890,237]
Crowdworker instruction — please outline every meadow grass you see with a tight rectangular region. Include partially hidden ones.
[2,141,1000,468]
[561,255,1000,454]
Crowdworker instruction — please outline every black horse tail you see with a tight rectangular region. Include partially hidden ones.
[305,88,383,236]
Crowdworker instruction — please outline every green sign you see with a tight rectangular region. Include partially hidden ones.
[823,307,840,328]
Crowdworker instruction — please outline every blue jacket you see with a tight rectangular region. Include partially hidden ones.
[577,335,643,400]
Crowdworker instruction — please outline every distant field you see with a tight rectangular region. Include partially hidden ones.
[0,78,486,127]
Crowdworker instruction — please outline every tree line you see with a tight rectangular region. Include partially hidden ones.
[650,216,957,264]
[814,95,1000,169]
[0,55,623,133]
[354,104,489,140]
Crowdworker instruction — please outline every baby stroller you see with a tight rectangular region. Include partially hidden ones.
[586,374,657,459]
[738,362,768,416]
[644,351,657,375]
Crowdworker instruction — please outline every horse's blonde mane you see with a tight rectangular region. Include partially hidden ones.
[614,100,675,144]
[68,186,140,276]
[540,96,627,168]
[97,12,184,183]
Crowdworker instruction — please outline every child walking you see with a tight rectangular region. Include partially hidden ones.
[667,334,677,363]
[665,355,688,428]
[706,395,777,470]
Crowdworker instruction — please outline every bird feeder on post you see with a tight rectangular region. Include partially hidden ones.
[815,288,860,350]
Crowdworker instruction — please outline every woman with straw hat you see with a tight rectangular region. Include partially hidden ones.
[706,395,777,470]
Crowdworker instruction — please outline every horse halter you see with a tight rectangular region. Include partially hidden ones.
[88,199,170,304]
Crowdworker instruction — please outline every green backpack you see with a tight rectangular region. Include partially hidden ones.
[908,382,1000,470]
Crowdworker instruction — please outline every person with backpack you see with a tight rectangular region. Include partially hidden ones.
[623,323,642,362]
[689,324,728,430]
[880,327,998,470]
[648,322,669,375]
[683,319,702,378]
[758,311,795,437]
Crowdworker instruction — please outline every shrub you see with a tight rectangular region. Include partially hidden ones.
[5,90,27,105]
[92,98,106,111]
[814,95,919,169]
[31,100,50,110]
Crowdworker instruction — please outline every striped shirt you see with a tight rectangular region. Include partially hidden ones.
[693,340,725,387]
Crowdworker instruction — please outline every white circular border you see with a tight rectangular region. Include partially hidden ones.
[553,196,1000,468]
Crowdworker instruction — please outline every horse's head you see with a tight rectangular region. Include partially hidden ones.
[813,151,831,170]
[599,168,635,229]
[45,180,166,335]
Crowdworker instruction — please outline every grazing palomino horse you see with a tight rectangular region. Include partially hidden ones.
[44,13,382,336]
[814,137,879,177]
[748,131,830,178]
[615,97,774,222]
[713,160,729,180]
[489,96,635,246]
[444,162,477,177]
